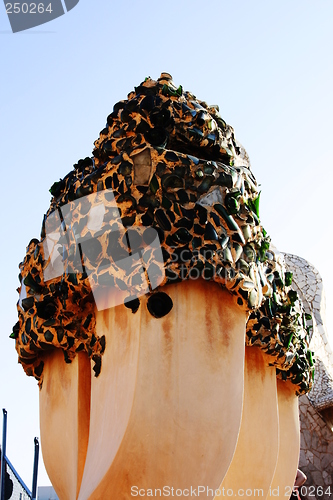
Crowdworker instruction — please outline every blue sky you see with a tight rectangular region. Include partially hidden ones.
[1,0,332,489]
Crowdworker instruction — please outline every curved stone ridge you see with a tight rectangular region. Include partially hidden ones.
[12,73,313,394]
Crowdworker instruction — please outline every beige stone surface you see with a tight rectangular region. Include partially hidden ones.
[39,350,91,500]
[269,379,300,499]
[78,280,247,499]
[215,347,279,499]
[40,278,308,500]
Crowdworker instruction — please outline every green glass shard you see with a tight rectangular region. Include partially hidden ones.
[149,174,159,194]
[248,192,261,219]
[285,271,293,287]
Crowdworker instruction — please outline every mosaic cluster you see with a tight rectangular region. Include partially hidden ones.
[12,73,314,394]
[14,239,104,382]
[246,250,314,394]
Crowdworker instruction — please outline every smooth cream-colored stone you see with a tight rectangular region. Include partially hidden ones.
[39,351,91,500]
[214,346,279,500]
[78,280,247,500]
[39,280,303,500]
[269,379,300,499]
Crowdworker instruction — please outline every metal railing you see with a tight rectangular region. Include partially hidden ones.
[3,455,31,500]
[0,409,39,500]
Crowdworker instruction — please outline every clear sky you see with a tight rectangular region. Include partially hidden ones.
[1,0,332,489]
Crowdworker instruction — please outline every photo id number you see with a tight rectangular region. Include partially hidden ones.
[285,485,332,497]
[6,3,53,14]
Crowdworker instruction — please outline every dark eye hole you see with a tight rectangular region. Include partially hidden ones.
[124,297,140,314]
[147,292,173,318]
